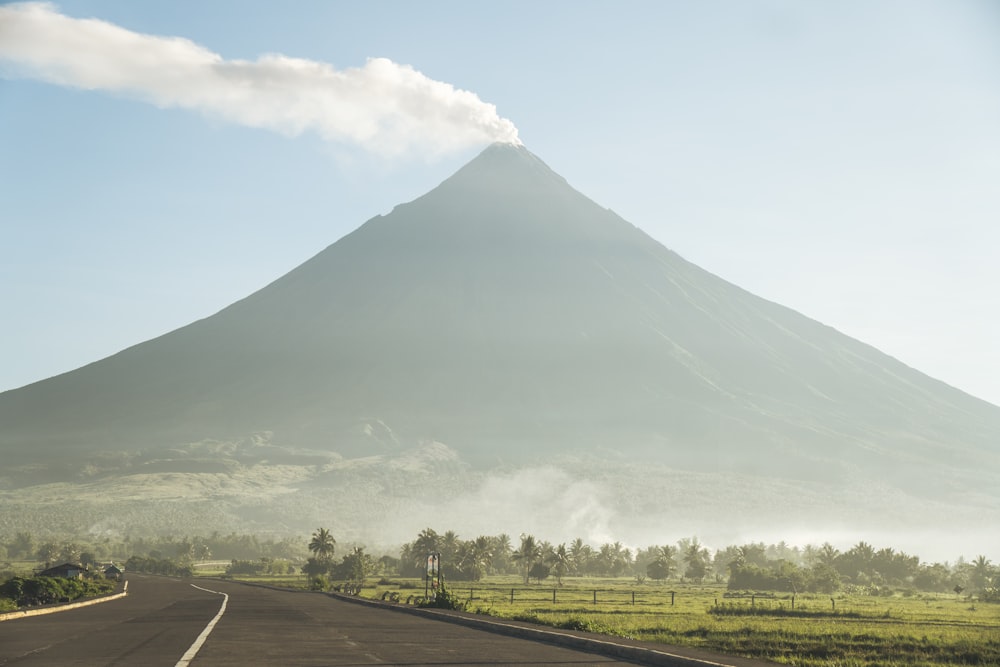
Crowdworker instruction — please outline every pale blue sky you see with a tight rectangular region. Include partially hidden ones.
[2,0,999,405]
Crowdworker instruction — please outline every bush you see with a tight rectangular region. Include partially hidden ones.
[418,586,467,611]
[557,617,590,631]
[0,576,114,608]
[225,560,268,576]
[301,558,330,577]
[528,562,551,583]
[125,556,192,577]
[554,617,615,634]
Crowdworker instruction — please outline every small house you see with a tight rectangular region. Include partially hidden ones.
[104,564,123,580]
[39,563,86,579]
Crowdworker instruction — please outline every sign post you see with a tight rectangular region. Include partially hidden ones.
[425,552,440,599]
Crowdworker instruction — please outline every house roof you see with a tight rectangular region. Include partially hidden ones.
[39,562,86,576]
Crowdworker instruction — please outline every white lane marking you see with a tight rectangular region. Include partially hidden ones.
[174,584,229,667]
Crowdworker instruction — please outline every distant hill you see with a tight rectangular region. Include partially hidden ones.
[2,143,998,554]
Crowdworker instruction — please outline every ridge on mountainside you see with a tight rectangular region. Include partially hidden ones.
[1,143,998,549]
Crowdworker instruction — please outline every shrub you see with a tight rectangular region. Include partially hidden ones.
[225,560,268,576]
[0,576,113,608]
[301,558,330,577]
[557,617,590,631]
[418,585,467,611]
[125,556,192,577]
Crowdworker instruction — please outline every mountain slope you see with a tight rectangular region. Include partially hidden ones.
[2,144,999,502]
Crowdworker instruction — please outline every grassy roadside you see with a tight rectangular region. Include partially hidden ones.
[201,569,1000,666]
[368,577,1000,667]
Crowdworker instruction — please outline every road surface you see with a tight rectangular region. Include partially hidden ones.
[0,576,765,666]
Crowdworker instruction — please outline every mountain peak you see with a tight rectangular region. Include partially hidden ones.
[436,142,568,196]
[353,141,632,254]
[475,140,535,161]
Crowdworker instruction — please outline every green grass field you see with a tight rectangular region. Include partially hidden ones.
[354,577,1000,667]
[193,567,1000,665]
[193,565,309,590]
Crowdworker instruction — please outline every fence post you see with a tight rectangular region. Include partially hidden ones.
[552,589,556,604]
[632,591,635,605]
[791,595,795,609]
[751,595,755,608]
[593,590,597,605]
[511,588,514,604]
[671,591,675,606]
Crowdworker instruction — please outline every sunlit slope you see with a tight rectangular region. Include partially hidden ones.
[2,144,998,488]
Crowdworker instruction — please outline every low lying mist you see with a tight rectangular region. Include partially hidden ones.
[1,439,995,567]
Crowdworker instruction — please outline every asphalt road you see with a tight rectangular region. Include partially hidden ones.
[0,576,766,666]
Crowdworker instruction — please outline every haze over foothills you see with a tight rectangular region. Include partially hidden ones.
[1,1,1000,562]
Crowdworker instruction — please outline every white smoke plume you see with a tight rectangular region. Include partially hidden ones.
[0,2,520,156]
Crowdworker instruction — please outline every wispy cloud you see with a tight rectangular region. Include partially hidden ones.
[0,2,520,156]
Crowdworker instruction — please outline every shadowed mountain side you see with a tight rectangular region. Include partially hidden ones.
[2,145,999,504]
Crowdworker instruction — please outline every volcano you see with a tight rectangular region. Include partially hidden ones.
[2,143,998,549]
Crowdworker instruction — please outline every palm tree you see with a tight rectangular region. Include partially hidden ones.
[459,536,494,581]
[971,555,993,591]
[441,530,461,570]
[842,541,876,583]
[851,541,875,563]
[597,543,615,576]
[817,542,840,567]
[548,543,571,585]
[410,528,441,574]
[513,534,542,584]
[569,538,593,576]
[616,543,633,577]
[490,534,512,574]
[646,544,676,582]
[413,528,440,557]
[683,538,709,582]
[308,528,336,562]
[650,545,677,581]
[738,543,766,568]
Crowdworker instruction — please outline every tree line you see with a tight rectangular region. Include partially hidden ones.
[0,531,308,568]
[387,529,998,596]
[4,528,997,599]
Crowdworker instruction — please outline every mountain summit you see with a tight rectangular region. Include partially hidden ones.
[2,143,999,547]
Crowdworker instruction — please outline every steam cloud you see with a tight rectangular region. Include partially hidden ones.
[0,2,520,156]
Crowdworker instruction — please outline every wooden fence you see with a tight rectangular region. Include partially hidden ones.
[445,586,678,607]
